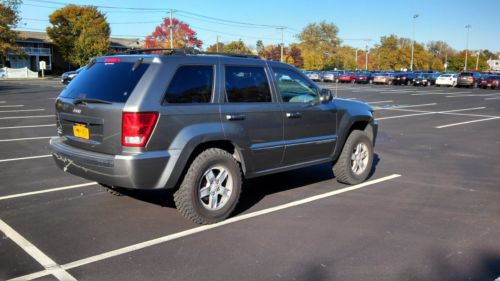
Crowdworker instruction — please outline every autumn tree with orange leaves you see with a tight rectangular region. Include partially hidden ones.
[145,17,202,49]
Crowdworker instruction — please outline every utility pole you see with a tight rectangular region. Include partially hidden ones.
[410,14,419,71]
[277,27,285,62]
[475,50,480,70]
[365,45,369,70]
[169,9,174,49]
[464,24,471,71]
[216,35,220,52]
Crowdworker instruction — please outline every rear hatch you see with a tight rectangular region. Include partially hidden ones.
[55,56,150,155]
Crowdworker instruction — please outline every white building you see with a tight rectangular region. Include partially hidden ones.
[487,59,500,72]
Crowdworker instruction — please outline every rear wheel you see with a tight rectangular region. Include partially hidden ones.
[333,130,374,185]
[174,148,242,224]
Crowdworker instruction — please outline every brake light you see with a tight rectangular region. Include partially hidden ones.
[468,77,473,81]
[122,112,159,147]
[104,57,121,64]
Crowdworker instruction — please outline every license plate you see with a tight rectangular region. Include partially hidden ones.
[73,124,89,140]
[487,84,492,87]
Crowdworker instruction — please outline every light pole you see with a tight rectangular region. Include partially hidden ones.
[365,45,369,70]
[464,24,471,71]
[355,49,359,69]
[475,50,480,70]
[410,14,419,71]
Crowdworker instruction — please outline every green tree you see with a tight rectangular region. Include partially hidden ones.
[222,39,252,54]
[0,2,21,66]
[256,40,265,55]
[296,21,341,70]
[206,42,224,52]
[47,5,110,67]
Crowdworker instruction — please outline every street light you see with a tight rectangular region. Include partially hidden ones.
[464,24,471,71]
[410,14,419,71]
[365,45,369,70]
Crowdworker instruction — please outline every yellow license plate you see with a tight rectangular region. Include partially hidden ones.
[73,124,89,140]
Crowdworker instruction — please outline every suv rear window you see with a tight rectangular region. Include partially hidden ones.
[461,72,473,76]
[164,65,213,103]
[59,62,149,103]
[225,66,272,103]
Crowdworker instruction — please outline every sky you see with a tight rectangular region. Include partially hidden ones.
[16,0,500,52]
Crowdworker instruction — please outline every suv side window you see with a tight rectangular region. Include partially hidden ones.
[272,68,318,103]
[164,65,214,103]
[225,66,272,103]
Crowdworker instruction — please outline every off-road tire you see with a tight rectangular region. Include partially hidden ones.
[174,148,242,224]
[333,130,374,185]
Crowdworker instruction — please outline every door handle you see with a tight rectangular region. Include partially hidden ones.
[286,112,302,119]
[226,114,246,121]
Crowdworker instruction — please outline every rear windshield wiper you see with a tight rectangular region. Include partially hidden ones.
[74,98,113,105]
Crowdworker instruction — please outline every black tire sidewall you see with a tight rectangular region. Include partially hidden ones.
[188,152,242,222]
[340,132,374,183]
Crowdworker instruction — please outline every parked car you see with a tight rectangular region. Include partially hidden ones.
[338,72,356,83]
[413,73,432,86]
[456,72,482,88]
[435,74,458,87]
[322,71,337,82]
[354,72,372,84]
[481,75,500,89]
[305,71,323,82]
[373,73,394,85]
[392,73,412,85]
[61,67,83,84]
[50,49,378,224]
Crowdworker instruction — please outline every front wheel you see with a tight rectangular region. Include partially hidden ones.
[174,148,242,224]
[333,130,374,185]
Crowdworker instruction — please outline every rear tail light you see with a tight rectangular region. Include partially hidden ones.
[122,112,159,147]
[468,77,473,81]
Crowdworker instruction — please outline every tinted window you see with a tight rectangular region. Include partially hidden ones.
[60,62,149,103]
[273,68,318,103]
[225,66,271,103]
[164,65,213,103]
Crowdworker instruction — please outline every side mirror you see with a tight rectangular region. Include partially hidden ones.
[319,88,333,103]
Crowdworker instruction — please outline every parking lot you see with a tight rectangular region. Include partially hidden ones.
[0,79,499,281]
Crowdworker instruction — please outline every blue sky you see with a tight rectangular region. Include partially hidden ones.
[17,0,500,52]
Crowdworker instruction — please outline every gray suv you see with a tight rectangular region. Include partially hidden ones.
[50,49,378,224]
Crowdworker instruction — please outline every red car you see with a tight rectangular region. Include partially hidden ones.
[338,72,356,83]
[481,75,500,89]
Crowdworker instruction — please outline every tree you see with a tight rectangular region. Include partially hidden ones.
[222,40,252,54]
[427,40,455,66]
[206,42,224,52]
[47,5,110,67]
[256,40,265,55]
[145,17,202,49]
[296,21,341,70]
[0,2,21,66]
[370,34,433,70]
[259,44,303,68]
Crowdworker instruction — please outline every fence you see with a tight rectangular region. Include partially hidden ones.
[0,67,39,79]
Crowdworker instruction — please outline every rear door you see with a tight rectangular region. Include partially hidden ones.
[55,56,150,155]
[219,62,284,173]
[271,67,337,166]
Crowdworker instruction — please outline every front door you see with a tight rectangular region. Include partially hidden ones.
[271,67,337,166]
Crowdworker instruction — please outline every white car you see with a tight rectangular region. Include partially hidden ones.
[436,74,458,87]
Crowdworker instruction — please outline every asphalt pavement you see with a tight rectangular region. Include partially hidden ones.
[0,79,499,281]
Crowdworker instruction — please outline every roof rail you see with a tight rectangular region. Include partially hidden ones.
[108,48,260,59]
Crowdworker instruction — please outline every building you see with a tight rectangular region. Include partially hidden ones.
[487,59,500,72]
[5,31,142,73]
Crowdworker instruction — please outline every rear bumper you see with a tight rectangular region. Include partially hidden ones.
[50,137,171,189]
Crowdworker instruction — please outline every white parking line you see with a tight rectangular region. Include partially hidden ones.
[0,182,97,201]
[485,97,500,100]
[0,155,52,163]
[377,107,486,120]
[366,100,393,104]
[436,117,500,128]
[411,91,471,96]
[374,103,436,110]
[10,174,402,281]
[0,136,54,142]
[0,219,77,281]
[0,105,24,108]
[0,109,45,113]
[446,93,500,98]
[0,124,55,130]
[0,115,55,120]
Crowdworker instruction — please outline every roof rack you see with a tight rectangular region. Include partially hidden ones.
[108,48,260,59]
